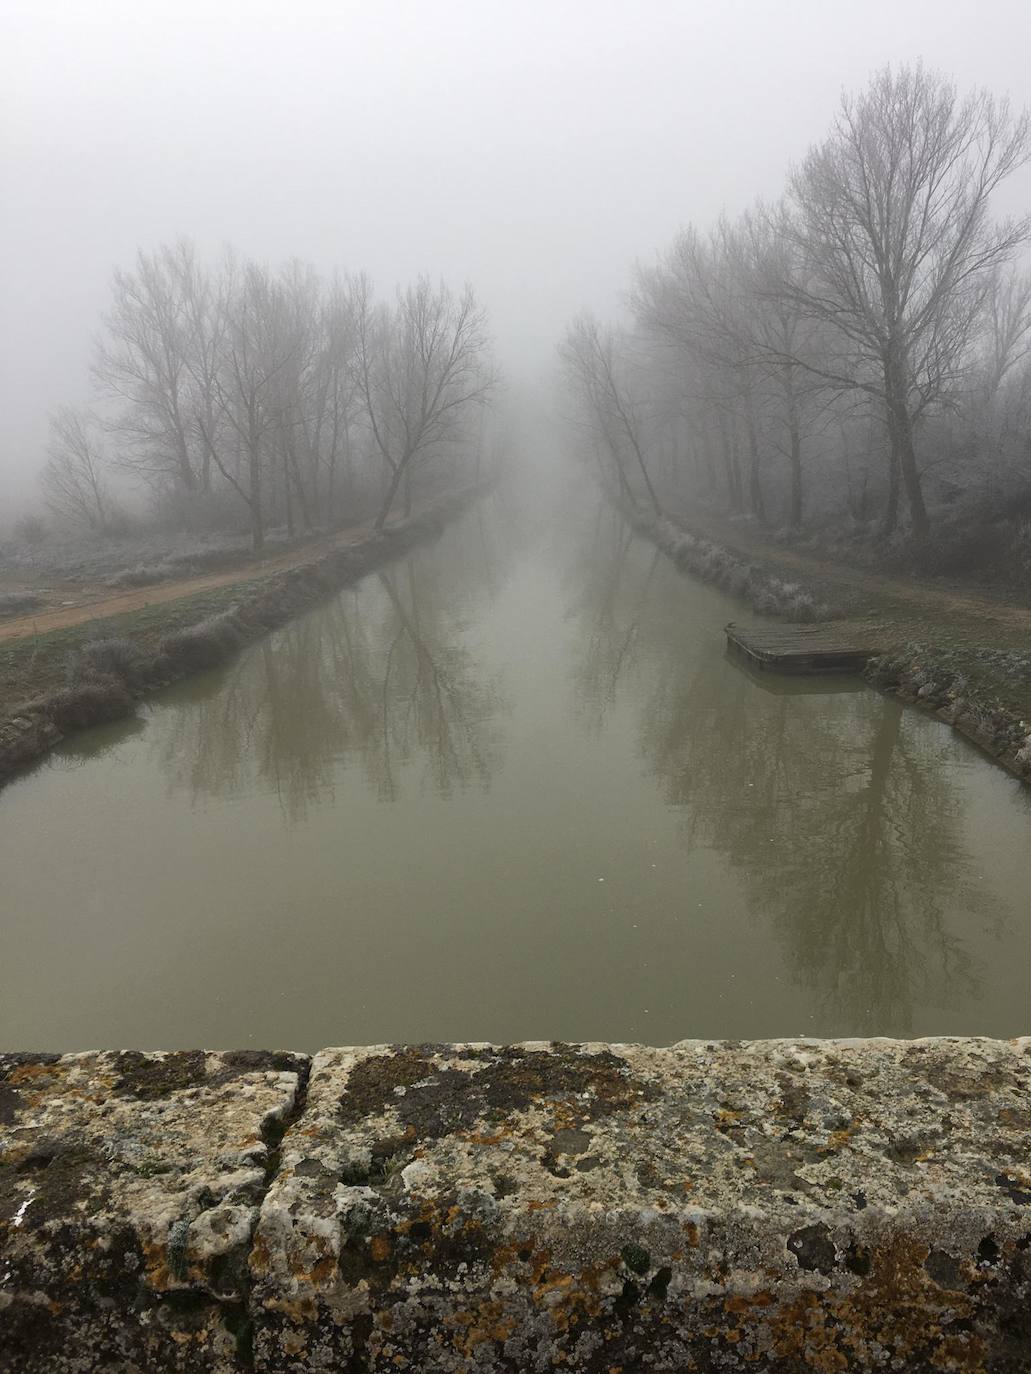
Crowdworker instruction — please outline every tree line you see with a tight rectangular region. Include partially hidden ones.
[44,243,497,548]
[562,65,1031,547]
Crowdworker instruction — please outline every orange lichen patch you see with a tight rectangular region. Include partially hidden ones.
[444,1301,516,1355]
[996,1106,1031,1128]
[310,1256,336,1283]
[549,1102,583,1133]
[282,1328,309,1356]
[725,1294,771,1315]
[936,1333,990,1367]
[538,1271,575,1294]
[264,1295,319,1322]
[9,1062,65,1085]
[489,1242,525,1273]
[763,1237,985,1374]
[462,1130,509,1146]
[289,1244,330,1281]
[141,1239,173,1290]
[528,1259,614,1335]
[817,1129,855,1155]
[370,1233,392,1262]
[249,1231,272,1276]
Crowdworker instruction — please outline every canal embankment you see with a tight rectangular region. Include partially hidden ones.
[2,1038,1029,1372]
[0,485,488,789]
[628,505,1031,789]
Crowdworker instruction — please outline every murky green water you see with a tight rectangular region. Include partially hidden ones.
[3,493,1030,1050]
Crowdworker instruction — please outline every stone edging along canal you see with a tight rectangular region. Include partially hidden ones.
[0,485,488,792]
[1,1039,1029,1371]
[627,505,1031,791]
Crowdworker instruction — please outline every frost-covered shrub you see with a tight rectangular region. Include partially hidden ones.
[13,515,47,546]
[637,510,835,620]
[68,637,140,684]
[43,681,135,731]
[0,591,44,617]
[104,561,181,589]
[160,610,247,669]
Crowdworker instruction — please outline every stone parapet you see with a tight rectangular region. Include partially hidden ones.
[3,1039,1029,1371]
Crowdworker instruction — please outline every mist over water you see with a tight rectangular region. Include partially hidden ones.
[2,4,1031,1062]
[3,490,1028,1051]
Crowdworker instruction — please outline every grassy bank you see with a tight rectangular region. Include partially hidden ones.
[628,504,1031,789]
[0,486,485,788]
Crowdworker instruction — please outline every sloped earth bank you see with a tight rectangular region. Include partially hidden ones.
[628,507,1031,789]
[0,487,486,789]
[1,1040,1030,1372]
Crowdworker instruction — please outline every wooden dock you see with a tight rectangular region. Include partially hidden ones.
[724,621,878,676]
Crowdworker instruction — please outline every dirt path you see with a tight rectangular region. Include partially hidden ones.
[0,523,376,644]
[682,511,1031,639]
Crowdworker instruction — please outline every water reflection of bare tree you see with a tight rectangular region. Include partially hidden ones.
[563,510,662,735]
[567,510,1002,1035]
[373,563,502,800]
[159,521,507,820]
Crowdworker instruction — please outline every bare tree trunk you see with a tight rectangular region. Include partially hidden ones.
[787,421,803,527]
[249,444,265,553]
[283,446,294,537]
[287,439,312,530]
[743,403,767,525]
[783,367,803,527]
[375,461,406,530]
[880,417,901,538]
[721,414,743,511]
[883,351,929,537]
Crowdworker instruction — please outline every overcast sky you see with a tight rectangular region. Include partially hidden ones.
[3,0,1030,505]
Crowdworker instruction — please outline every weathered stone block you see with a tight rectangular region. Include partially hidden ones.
[0,1049,305,1373]
[251,1039,1031,1372]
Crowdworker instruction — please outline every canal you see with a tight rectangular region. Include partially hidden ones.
[3,490,1030,1050]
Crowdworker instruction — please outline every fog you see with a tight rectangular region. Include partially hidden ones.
[3,0,1030,511]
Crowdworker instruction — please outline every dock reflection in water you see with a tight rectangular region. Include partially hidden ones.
[1,494,1027,1050]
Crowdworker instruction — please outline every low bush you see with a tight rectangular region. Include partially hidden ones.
[641,514,835,621]
[104,561,182,589]
[909,523,1002,577]
[68,637,141,685]
[0,591,44,617]
[42,680,136,731]
[160,610,248,669]
[13,515,47,546]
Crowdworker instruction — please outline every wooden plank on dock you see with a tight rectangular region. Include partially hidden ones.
[724,621,879,676]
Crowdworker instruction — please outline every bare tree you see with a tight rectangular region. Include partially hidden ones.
[43,408,113,532]
[353,276,496,529]
[94,240,205,492]
[560,314,662,514]
[635,225,773,521]
[200,262,305,552]
[784,65,1031,535]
